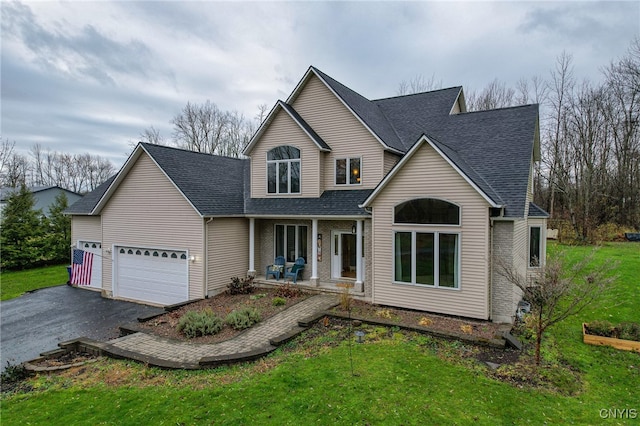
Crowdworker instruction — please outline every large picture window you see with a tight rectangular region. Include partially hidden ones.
[267,146,300,194]
[394,231,459,288]
[335,157,361,185]
[275,224,307,263]
[393,198,460,288]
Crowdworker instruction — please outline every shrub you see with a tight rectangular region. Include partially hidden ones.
[275,283,301,298]
[272,296,287,306]
[225,307,261,330]
[227,276,255,295]
[585,320,615,338]
[617,322,640,342]
[177,309,223,338]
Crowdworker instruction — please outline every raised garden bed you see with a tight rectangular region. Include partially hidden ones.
[583,323,640,353]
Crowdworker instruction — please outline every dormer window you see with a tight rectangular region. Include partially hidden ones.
[267,146,300,194]
[336,157,361,185]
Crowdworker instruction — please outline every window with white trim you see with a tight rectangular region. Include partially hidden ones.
[267,146,300,194]
[529,226,542,267]
[275,224,307,263]
[393,198,460,288]
[335,157,361,185]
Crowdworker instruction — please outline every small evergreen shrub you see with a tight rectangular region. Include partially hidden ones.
[177,309,223,338]
[272,296,287,306]
[225,307,261,330]
[227,276,255,295]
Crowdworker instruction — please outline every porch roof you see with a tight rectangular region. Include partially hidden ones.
[244,189,373,217]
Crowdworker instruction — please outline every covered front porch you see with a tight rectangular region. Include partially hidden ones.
[246,217,370,296]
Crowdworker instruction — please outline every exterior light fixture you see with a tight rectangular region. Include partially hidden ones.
[352,222,357,234]
[355,330,365,343]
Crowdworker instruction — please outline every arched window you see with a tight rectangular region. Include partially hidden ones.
[267,146,300,194]
[395,198,459,225]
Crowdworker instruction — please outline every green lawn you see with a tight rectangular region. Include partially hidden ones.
[2,243,639,424]
[0,264,68,300]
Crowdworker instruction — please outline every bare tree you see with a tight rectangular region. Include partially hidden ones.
[139,126,165,145]
[397,74,442,96]
[0,138,16,184]
[466,79,516,111]
[172,100,230,154]
[1,153,29,188]
[499,250,616,365]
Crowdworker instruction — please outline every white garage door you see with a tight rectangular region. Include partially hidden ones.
[115,246,189,306]
[77,241,103,289]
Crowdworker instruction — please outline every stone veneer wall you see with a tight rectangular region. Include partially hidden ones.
[491,221,516,323]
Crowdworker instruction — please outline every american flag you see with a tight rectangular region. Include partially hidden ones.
[71,248,93,286]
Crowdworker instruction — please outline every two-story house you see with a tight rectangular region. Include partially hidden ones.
[67,66,547,323]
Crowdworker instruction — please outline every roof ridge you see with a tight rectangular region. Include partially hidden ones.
[456,103,538,116]
[141,142,247,162]
[373,86,463,102]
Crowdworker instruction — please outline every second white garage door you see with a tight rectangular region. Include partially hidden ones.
[115,246,189,306]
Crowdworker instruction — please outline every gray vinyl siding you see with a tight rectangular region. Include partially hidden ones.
[370,143,491,320]
[249,108,321,198]
[291,75,387,191]
[71,216,102,244]
[206,218,249,295]
[101,153,204,301]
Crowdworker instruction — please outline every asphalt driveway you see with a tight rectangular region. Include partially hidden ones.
[1,285,164,371]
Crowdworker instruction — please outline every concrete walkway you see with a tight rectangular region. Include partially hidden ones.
[97,294,338,369]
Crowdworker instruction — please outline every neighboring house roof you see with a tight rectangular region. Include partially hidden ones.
[245,189,373,217]
[528,202,549,218]
[1,185,81,202]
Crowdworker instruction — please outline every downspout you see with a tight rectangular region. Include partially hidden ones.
[204,217,214,299]
[489,217,494,321]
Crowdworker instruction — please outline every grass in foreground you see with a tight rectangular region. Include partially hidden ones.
[1,243,638,424]
[0,264,68,301]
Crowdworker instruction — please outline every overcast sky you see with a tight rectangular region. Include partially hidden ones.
[2,1,639,168]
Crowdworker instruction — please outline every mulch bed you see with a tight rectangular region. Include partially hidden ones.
[332,300,507,341]
[137,288,310,344]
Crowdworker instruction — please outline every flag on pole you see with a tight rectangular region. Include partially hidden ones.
[71,248,93,286]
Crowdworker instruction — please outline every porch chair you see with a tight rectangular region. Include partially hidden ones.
[284,257,306,284]
[266,256,286,280]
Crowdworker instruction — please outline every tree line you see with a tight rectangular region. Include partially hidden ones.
[399,38,640,241]
[0,140,115,194]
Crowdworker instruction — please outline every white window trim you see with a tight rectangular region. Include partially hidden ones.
[274,224,308,263]
[266,147,301,195]
[392,230,461,290]
[334,156,362,186]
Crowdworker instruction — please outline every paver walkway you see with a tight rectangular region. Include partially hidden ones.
[100,294,338,369]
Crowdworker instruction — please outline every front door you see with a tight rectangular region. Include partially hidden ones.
[332,232,356,279]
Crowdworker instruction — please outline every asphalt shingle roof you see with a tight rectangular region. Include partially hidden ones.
[65,175,116,214]
[69,67,541,220]
[528,202,549,217]
[245,190,373,216]
[141,143,247,216]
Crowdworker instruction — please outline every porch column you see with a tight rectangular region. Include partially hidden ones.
[248,218,256,276]
[311,218,319,286]
[355,219,363,292]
